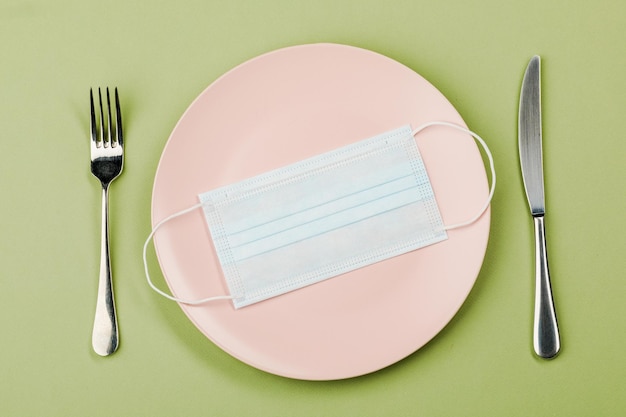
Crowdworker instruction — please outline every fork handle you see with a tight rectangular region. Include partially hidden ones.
[92,186,119,356]
[533,215,560,359]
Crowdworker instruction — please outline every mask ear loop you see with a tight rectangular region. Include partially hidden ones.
[143,202,236,305]
[411,121,496,231]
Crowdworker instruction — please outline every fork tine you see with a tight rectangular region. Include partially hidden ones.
[105,88,113,147]
[114,88,123,147]
[90,88,98,145]
[98,88,105,147]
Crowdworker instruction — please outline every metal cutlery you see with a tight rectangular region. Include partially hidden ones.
[518,56,560,359]
[90,87,123,356]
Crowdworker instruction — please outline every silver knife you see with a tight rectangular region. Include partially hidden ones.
[518,55,560,359]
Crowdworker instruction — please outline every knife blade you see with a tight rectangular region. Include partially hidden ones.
[518,55,560,359]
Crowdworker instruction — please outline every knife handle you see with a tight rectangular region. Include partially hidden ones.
[532,215,560,359]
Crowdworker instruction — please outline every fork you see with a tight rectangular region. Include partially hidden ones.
[90,87,123,356]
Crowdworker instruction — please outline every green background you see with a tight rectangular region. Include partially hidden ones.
[2,0,624,415]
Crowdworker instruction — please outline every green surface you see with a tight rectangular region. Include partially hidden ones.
[1,0,624,415]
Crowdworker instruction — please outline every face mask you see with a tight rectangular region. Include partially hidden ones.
[144,121,495,308]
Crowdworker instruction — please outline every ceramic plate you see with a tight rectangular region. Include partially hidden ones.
[151,43,490,380]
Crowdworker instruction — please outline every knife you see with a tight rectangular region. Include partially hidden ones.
[518,55,560,359]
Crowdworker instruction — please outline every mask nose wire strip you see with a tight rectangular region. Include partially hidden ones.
[143,201,235,305]
[411,121,496,231]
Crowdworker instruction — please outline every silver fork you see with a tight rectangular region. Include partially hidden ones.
[90,87,123,356]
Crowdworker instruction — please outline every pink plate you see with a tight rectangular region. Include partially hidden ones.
[151,43,490,380]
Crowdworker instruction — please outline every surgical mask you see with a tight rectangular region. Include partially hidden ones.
[144,121,495,309]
